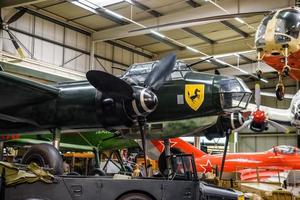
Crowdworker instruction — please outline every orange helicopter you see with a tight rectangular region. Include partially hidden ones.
[255,7,300,100]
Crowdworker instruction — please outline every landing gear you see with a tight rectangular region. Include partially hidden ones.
[276,82,285,101]
[256,49,263,79]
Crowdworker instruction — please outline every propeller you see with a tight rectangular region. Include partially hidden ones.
[0,9,26,59]
[87,53,177,175]
[233,83,289,133]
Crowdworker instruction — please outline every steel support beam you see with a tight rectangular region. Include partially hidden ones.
[9,27,129,67]
[0,0,47,8]
[186,0,201,8]
[220,20,249,38]
[92,0,292,41]
[239,54,254,63]
[19,7,153,58]
[147,34,185,50]
[182,27,215,44]
[130,0,161,17]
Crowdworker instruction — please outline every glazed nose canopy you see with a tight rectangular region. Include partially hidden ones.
[129,87,158,117]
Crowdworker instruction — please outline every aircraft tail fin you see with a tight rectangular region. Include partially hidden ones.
[0,71,59,111]
[146,138,207,160]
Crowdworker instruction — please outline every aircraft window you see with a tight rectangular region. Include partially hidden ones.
[276,145,295,154]
[255,12,275,47]
[275,9,300,43]
[171,71,182,80]
[219,78,252,111]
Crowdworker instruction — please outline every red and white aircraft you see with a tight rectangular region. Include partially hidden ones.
[147,138,300,182]
[233,83,300,133]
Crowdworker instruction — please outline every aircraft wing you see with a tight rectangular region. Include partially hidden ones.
[6,138,94,151]
[239,167,290,183]
[0,72,59,110]
[245,103,293,123]
[0,72,59,131]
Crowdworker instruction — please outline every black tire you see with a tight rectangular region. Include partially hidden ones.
[21,143,63,175]
[118,193,153,200]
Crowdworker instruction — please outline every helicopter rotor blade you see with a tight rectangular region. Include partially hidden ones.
[144,53,176,91]
[130,11,269,33]
[255,83,261,109]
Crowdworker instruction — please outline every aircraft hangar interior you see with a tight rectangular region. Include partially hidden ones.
[1,0,300,199]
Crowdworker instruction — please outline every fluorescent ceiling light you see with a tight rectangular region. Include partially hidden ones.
[186,46,200,53]
[150,30,165,38]
[214,58,227,65]
[78,0,98,9]
[104,9,124,19]
[72,1,97,13]
[234,17,245,24]
[260,78,268,83]
[87,0,124,7]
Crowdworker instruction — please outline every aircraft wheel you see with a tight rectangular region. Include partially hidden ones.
[21,143,63,175]
[118,192,153,200]
[275,84,284,101]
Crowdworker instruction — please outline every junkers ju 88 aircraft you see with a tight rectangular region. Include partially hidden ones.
[0,53,251,139]
[0,53,252,175]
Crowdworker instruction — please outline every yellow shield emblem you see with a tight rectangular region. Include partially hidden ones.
[185,84,205,111]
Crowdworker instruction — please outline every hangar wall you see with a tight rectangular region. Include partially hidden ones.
[238,133,298,152]
[1,9,152,77]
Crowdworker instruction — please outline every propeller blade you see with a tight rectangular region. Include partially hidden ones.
[144,53,176,90]
[86,70,133,99]
[255,83,261,109]
[6,30,25,59]
[6,9,26,25]
[267,120,290,133]
[0,8,3,27]
[233,119,252,132]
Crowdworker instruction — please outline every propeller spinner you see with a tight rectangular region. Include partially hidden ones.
[234,83,289,133]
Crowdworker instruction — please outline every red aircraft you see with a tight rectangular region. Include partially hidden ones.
[148,138,300,182]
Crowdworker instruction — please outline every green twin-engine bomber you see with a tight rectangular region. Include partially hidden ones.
[0,54,251,137]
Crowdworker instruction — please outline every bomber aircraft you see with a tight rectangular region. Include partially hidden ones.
[0,53,252,174]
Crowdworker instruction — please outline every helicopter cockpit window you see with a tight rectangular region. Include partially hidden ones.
[275,9,300,43]
[255,12,275,48]
[219,77,252,111]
